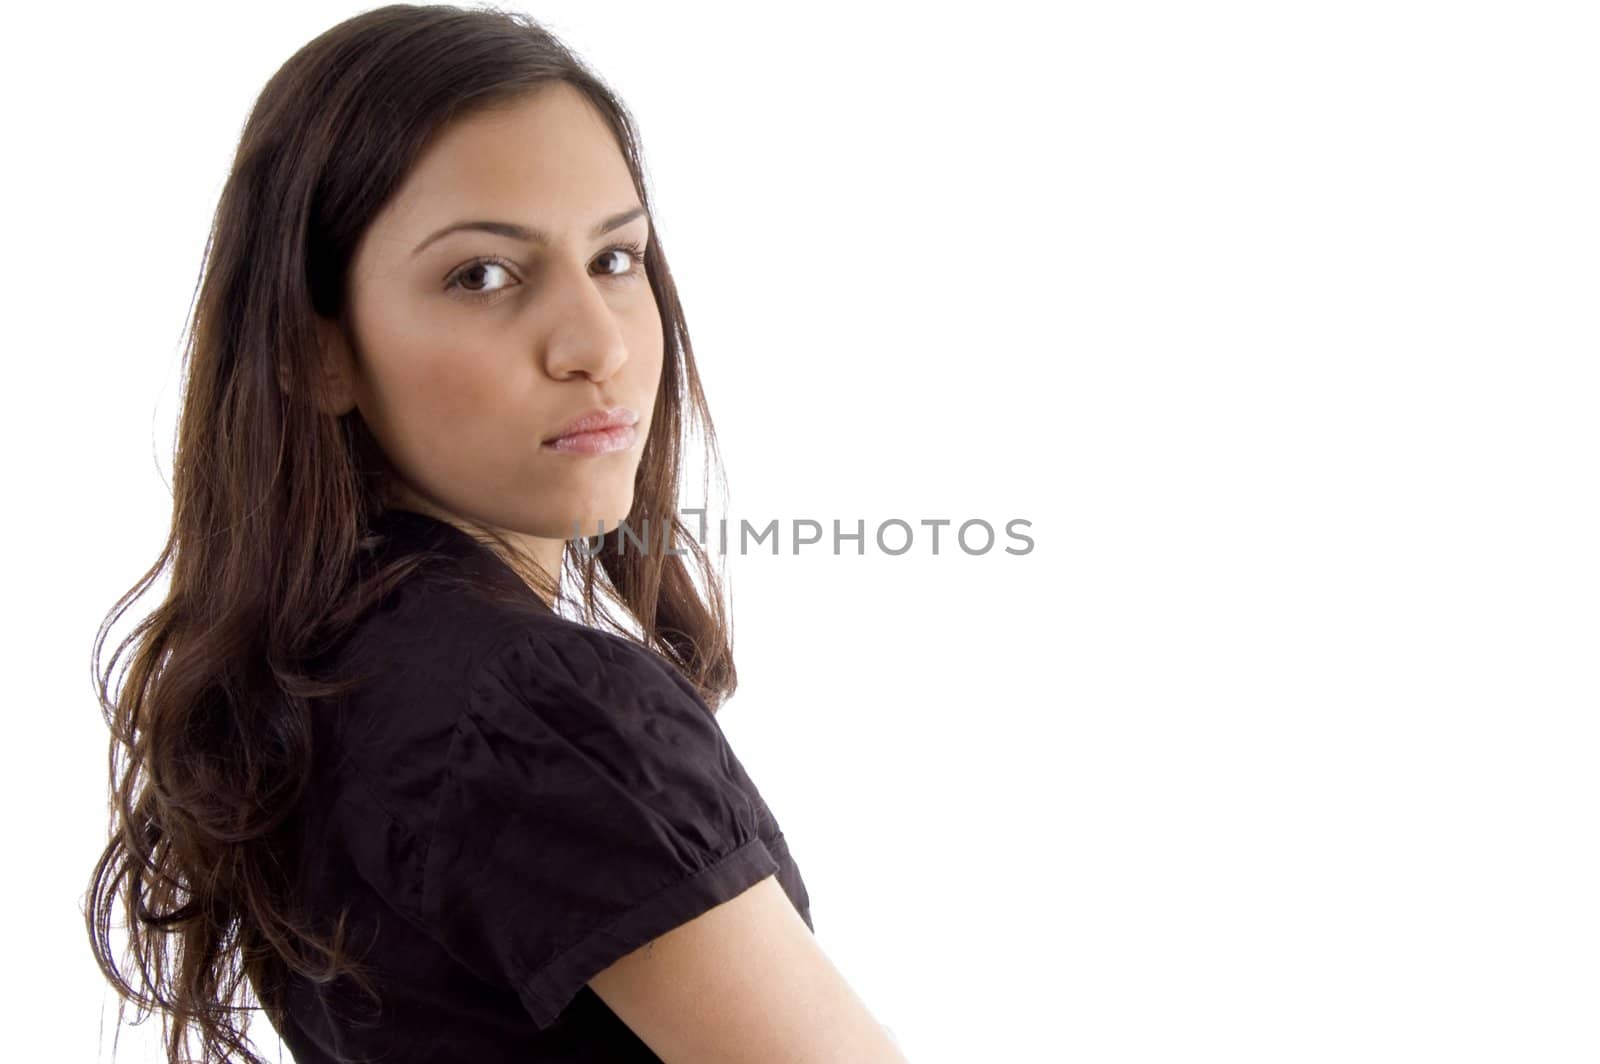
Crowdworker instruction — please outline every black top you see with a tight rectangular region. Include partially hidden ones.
[270,508,813,1063]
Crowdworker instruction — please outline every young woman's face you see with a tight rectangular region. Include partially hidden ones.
[325,81,664,570]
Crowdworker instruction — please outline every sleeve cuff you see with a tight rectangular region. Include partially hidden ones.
[510,834,781,1029]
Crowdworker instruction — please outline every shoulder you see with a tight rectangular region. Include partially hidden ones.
[469,619,714,731]
[322,565,561,824]
[340,551,689,716]
[328,571,733,828]
[458,621,749,819]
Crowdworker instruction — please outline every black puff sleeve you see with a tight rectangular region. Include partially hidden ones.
[418,624,781,1030]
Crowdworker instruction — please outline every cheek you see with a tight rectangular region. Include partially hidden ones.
[356,290,499,423]
[368,340,516,468]
[415,349,499,420]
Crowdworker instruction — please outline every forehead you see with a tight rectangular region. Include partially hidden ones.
[363,82,637,256]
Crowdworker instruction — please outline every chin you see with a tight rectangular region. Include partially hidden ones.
[554,513,629,538]
[535,499,637,538]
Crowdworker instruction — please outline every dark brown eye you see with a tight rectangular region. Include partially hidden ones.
[457,261,512,292]
[445,258,519,302]
[595,241,648,280]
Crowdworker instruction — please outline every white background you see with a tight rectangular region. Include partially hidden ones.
[4,1,1596,1061]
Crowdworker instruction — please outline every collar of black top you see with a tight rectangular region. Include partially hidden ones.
[369,507,474,555]
[367,508,554,613]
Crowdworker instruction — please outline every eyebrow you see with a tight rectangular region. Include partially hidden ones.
[410,205,649,257]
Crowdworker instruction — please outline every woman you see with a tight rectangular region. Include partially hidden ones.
[83,6,908,1062]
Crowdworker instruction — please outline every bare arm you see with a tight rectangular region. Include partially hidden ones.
[587,874,911,1064]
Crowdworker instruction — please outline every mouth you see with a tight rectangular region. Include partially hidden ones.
[542,405,641,456]
[541,423,639,456]
[542,405,639,444]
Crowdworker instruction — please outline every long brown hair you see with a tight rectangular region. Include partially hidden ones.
[83,6,736,1062]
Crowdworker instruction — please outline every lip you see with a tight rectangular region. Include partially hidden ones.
[542,424,638,456]
[543,405,639,444]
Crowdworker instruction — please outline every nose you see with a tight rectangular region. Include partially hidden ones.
[540,257,631,382]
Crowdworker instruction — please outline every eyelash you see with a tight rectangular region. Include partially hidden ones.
[444,240,649,303]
